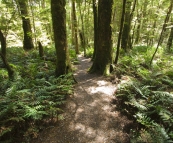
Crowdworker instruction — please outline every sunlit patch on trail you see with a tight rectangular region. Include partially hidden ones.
[87,80,117,96]
[75,123,86,132]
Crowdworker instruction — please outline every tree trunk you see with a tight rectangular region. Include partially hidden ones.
[150,1,173,66]
[0,30,14,79]
[129,0,136,49]
[135,14,141,44]
[38,41,44,58]
[121,0,132,51]
[92,0,98,60]
[51,0,71,77]
[159,1,173,45]
[0,29,6,57]
[78,2,86,56]
[167,26,173,51]
[29,0,37,47]
[18,0,34,50]
[115,0,126,64]
[89,0,113,75]
[71,0,79,54]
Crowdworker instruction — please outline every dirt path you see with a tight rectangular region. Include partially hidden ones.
[32,55,132,143]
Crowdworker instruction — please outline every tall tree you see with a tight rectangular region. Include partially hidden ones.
[0,29,14,79]
[78,1,86,56]
[18,0,34,50]
[51,0,71,77]
[121,0,132,51]
[121,0,136,51]
[167,25,173,51]
[115,0,126,64]
[71,0,79,54]
[89,0,113,75]
[28,0,37,46]
[92,0,98,60]
[150,0,173,66]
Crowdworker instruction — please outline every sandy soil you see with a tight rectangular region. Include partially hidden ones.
[32,55,132,143]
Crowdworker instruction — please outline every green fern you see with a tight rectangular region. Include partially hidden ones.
[0,73,74,142]
[135,113,154,127]
[24,105,48,120]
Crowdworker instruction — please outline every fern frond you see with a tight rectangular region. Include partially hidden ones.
[130,98,148,111]
[159,109,173,125]
[150,124,172,143]
[135,113,154,127]
[0,126,13,137]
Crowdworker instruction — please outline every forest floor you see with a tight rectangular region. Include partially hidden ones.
[32,55,133,143]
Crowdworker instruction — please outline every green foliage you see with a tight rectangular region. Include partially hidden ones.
[115,45,173,142]
[69,48,79,65]
[0,48,74,142]
[86,47,94,58]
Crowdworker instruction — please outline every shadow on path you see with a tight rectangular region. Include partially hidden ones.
[32,55,131,143]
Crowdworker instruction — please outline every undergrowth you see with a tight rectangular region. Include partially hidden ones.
[85,47,94,58]
[0,47,75,143]
[114,46,173,143]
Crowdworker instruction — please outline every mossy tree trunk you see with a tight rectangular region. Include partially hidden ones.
[89,0,113,75]
[121,0,132,52]
[0,29,14,79]
[18,0,34,50]
[92,0,98,60]
[51,0,71,77]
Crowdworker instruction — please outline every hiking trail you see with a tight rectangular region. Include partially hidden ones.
[33,55,132,143]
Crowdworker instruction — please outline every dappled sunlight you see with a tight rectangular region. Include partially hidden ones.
[31,55,131,143]
[102,105,110,111]
[63,55,131,142]
[75,123,86,132]
[85,127,96,138]
[81,58,90,62]
[65,77,128,142]
[97,80,107,86]
[87,84,116,96]
[74,107,84,120]
[77,78,117,97]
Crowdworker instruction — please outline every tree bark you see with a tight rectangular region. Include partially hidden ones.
[78,2,86,56]
[0,29,6,57]
[121,0,132,51]
[167,26,173,51]
[92,0,98,60]
[18,0,34,50]
[135,14,141,44]
[71,0,79,54]
[0,30,14,79]
[89,0,113,75]
[38,41,44,58]
[115,0,126,64]
[28,0,37,47]
[159,1,173,45]
[51,0,71,77]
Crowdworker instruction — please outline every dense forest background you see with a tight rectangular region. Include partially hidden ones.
[0,0,173,142]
